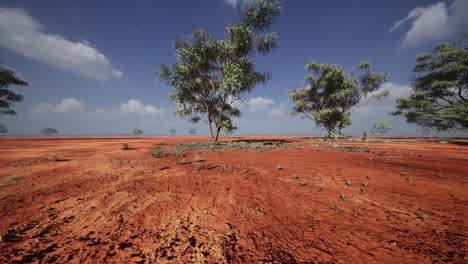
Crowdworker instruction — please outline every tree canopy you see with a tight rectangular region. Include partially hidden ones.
[288,61,390,139]
[158,0,282,142]
[133,128,143,135]
[41,127,58,135]
[1,61,28,116]
[371,120,393,135]
[391,34,468,132]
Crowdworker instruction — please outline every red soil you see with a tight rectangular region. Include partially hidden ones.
[0,136,466,263]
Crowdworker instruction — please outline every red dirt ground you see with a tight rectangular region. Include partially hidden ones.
[0,136,466,263]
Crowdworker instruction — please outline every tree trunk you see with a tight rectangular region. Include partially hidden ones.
[213,126,221,143]
[209,122,214,141]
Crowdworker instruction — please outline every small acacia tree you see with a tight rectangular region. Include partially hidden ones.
[0,123,7,133]
[158,0,282,142]
[288,61,390,139]
[41,127,58,135]
[370,120,392,135]
[133,128,143,135]
[1,60,28,116]
[188,127,196,135]
[170,128,176,135]
[391,34,468,133]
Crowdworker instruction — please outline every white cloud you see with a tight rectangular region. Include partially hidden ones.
[390,0,468,48]
[31,98,84,114]
[267,103,286,117]
[118,99,166,116]
[224,0,241,7]
[354,82,411,113]
[245,96,275,111]
[0,7,122,81]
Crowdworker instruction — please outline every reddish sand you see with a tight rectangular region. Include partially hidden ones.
[0,136,466,263]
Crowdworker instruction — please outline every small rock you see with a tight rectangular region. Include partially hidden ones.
[299,182,307,186]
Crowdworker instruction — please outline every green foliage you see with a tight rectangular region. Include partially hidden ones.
[288,61,389,139]
[362,131,367,141]
[122,143,131,150]
[41,127,58,135]
[170,128,176,135]
[158,0,282,142]
[391,34,468,131]
[188,127,196,135]
[370,120,393,135]
[0,123,7,133]
[1,60,28,116]
[133,128,143,135]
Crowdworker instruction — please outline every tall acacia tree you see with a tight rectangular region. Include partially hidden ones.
[391,34,468,132]
[158,0,282,142]
[288,61,390,139]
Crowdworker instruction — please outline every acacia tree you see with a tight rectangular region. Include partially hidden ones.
[158,0,282,142]
[370,120,392,135]
[0,123,7,133]
[288,61,390,139]
[188,127,196,135]
[170,128,176,135]
[1,61,28,116]
[41,127,58,135]
[133,128,143,135]
[391,34,468,133]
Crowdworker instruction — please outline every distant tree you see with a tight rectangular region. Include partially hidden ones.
[246,130,251,135]
[288,61,389,139]
[391,34,468,133]
[158,0,282,142]
[0,123,7,133]
[41,127,58,135]
[1,60,28,116]
[370,120,393,135]
[188,127,196,135]
[293,129,299,135]
[133,128,143,135]
[402,129,415,135]
[170,128,176,135]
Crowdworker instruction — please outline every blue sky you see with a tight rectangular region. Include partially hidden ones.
[1,0,467,136]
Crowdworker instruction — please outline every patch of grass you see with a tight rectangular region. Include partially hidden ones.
[345,180,353,187]
[276,165,283,171]
[329,204,338,210]
[400,172,408,176]
[340,193,347,201]
[361,183,368,188]
[318,187,323,192]
[155,141,165,145]
[299,182,307,186]
[122,143,131,150]
[291,175,299,179]
[47,155,57,161]
[151,148,166,158]
[171,151,184,157]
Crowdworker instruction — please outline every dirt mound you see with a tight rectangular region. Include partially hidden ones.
[0,136,467,263]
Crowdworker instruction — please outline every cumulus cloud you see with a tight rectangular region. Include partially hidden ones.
[118,99,166,116]
[0,7,122,81]
[31,98,84,114]
[245,96,275,111]
[354,82,411,113]
[390,0,468,48]
[267,103,286,117]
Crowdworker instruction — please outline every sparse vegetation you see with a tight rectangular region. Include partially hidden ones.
[47,155,57,161]
[276,165,283,170]
[170,128,176,135]
[299,182,307,186]
[0,123,7,133]
[171,151,183,157]
[122,143,131,150]
[178,158,191,165]
[340,193,347,201]
[288,61,389,139]
[187,128,196,135]
[151,148,166,158]
[158,0,282,142]
[371,120,393,135]
[133,128,143,135]
[362,132,367,141]
[193,156,204,162]
[345,180,352,187]
[41,127,58,135]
